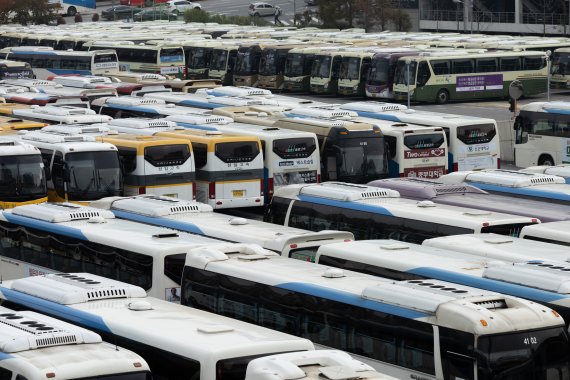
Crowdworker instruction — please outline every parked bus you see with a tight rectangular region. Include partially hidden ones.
[104,118,265,209]
[286,106,448,179]
[3,78,118,103]
[392,51,548,104]
[522,164,570,183]
[257,43,305,90]
[265,182,538,243]
[514,101,570,167]
[48,75,148,95]
[214,106,388,183]
[551,48,570,88]
[1,131,122,203]
[337,48,378,96]
[0,59,33,80]
[51,0,96,16]
[365,50,419,99]
[91,96,215,118]
[310,49,343,94]
[92,194,354,257]
[208,42,247,85]
[0,47,120,80]
[0,305,152,380]
[232,42,287,87]
[520,221,570,247]
[0,116,46,132]
[84,41,186,79]
[340,102,500,172]
[166,114,321,199]
[370,177,570,223]
[283,46,322,92]
[0,272,316,380]
[0,139,47,210]
[440,169,570,204]
[316,238,570,318]
[180,244,570,379]
[0,202,225,297]
[4,105,112,125]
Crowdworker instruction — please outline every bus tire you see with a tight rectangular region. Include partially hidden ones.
[67,6,76,16]
[538,154,554,166]
[436,89,449,104]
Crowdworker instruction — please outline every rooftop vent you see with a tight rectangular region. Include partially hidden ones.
[340,101,407,113]
[10,273,147,305]
[464,170,565,188]
[109,118,177,129]
[107,97,165,106]
[11,203,115,223]
[299,182,400,202]
[484,262,570,294]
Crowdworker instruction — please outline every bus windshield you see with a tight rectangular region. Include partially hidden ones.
[312,55,331,78]
[368,58,390,85]
[477,327,570,379]
[337,137,386,182]
[394,60,417,85]
[481,222,533,237]
[235,51,258,76]
[259,50,277,76]
[552,52,570,75]
[457,124,496,144]
[404,134,445,149]
[189,47,210,69]
[340,57,361,80]
[285,53,304,77]
[144,145,191,167]
[210,50,228,71]
[66,151,122,201]
[160,48,184,63]
[0,154,46,201]
[215,141,260,163]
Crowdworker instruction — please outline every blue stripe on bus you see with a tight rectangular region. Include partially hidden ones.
[112,210,204,235]
[278,282,428,319]
[174,121,219,131]
[466,182,570,202]
[544,109,570,115]
[46,69,92,76]
[106,104,162,115]
[0,286,112,334]
[64,0,96,9]
[388,159,399,178]
[178,99,224,109]
[10,51,57,56]
[2,213,88,241]
[0,352,12,361]
[410,267,567,304]
[448,152,454,172]
[297,195,394,216]
[347,110,403,122]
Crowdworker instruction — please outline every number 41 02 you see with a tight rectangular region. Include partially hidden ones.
[524,337,538,345]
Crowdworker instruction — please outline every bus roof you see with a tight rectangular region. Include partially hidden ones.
[0,138,40,156]
[520,222,570,244]
[90,195,353,254]
[520,101,570,114]
[184,244,563,334]
[369,178,570,222]
[423,233,570,263]
[0,273,315,361]
[521,165,570,181]
[274,182,538,229]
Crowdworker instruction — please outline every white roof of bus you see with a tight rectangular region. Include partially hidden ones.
[521,165,570,178]
[1,273,315,362]
[0,139,40,156]
[274,182,536,229]
[423,233,570,262]
[1,132,117,154]
[520,222,570,243]
[91,196,353,253]
[184,245,562,334]
[440,170,570,192]
[520,101,570,113]
[0,203,221,257]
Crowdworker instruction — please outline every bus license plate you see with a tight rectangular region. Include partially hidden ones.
[232,190,244,198]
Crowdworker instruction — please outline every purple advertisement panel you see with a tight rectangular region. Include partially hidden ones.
[456,74,503,92]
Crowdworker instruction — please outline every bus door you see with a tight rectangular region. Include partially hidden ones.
[330,55,342,94]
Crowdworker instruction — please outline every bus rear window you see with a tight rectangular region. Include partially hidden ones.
[273,137,316,159]
[404,133,445,149]
[457,124,496,144]
[93,53,118,64]
[145,145,191,167]
[215,142,259,163]
[160,48,184,63]
[481,223,532,237]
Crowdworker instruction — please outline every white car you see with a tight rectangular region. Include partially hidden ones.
[248,2,277,17]
[166,0,202,14]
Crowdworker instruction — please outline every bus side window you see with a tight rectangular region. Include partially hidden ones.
[385,136,397,159]
[431,60,450,75]
[0,366,12,380]
[500,57,521,71]
[476,58,497,73]
[416,62,430,87]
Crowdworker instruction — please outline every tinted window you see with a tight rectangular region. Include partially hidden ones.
[456,124,497,144]
[404,133,445,149]
[164,253,185,284]
[273,137,316,159]
[523,56,545,70]
[500,57,521,71]
[431,60,450,75]
[318,255,424,280]
[263,196,290,225]
[144,145,191,167]
[481,222,532,237]
[118,147,137,173]
[452,59,474,74]
[160,48,184,63]
[522,235,570,247]
[215,141,260,163]
[0,368,12,380]
[192,143,208,168]
[476,58,497,73]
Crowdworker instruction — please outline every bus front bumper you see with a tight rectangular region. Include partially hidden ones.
[310,84,328,93]
[337,86,358,96]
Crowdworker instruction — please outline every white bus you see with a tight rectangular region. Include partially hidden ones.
[264,182,539,243]
[520,221,570,247]
[0,272,316,380]
[0,131,122,204]
[522,164,570,183]
[0,202,227,299]
[0,59,33,80]
[0,47,119,80]
[180,244,570,379]
[340,102,500,172]
[91,194,354,260]
[0,306,152,380]
[1,78,118,103]
[286,106,448,179]
[6,105,112,125]
[514,101,570,167]
[166,114,321,199]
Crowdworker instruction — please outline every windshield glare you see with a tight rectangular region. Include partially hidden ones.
[210,50,228,71]
[340,57,361,80]
[0,155,46,201]
[66,151,122,201]
[285,54,304,77]
[235,50,258,75]
[394,60,417,85]
[189,48,209,69]
[312,55,331,78]
[337,138,386,181]
[551,52,570,75]
[259,51,277,76]
[368,58,390,85]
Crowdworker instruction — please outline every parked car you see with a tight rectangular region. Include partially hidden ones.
[101,5,141,20]
[248,2,276,17]
[166,0,201,14]
[133,9,178,21]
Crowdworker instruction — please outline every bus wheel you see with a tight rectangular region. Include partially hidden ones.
[67,6,77,16]
[538,154,554,166]
[435,89,449,104]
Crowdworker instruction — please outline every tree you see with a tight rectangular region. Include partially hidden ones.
[391,8,412,31]
[367,0,393,31]
[9,0,58,25]
[317,0,359,28]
